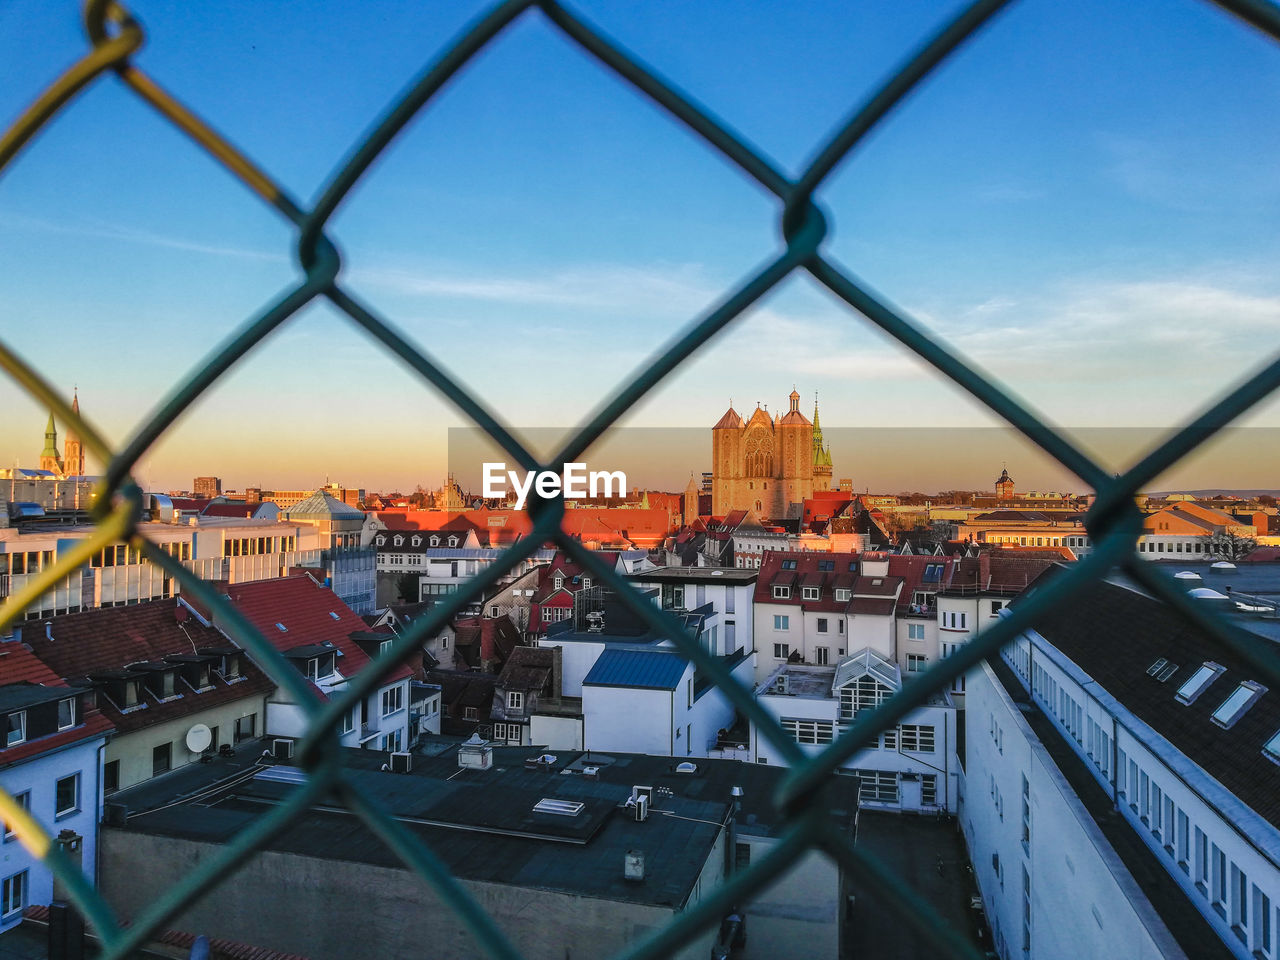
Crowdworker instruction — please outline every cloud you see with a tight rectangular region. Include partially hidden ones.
[0,212,285,262]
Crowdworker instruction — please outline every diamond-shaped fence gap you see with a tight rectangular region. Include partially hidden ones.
[573,0,1003,183]
[326,17,782,438]
[97,3,496,203]
[809,4,1280,444]
[127,299,464,494]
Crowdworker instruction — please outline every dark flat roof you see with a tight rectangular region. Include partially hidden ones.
[111,746,858,908]
[629,568,759,584]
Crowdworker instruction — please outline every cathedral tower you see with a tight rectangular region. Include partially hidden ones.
[710,390,822,521]
[63,390,85,477]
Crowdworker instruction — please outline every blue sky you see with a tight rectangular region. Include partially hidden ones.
[3,0,1280,492]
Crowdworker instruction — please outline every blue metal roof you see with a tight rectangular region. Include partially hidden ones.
[582,648,688,690]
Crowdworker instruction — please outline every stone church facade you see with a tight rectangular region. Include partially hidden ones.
[710,390,832,520]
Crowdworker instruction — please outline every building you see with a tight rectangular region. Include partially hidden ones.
[964,570,1280,960]
[193,477,222,499]
[711,391,831,521]
[281,490,376,614]
[99,746,857,960]
[200,575,413,753]
[18,599,272,794]
[752,648,959,813]
[0,640,112,932]
[534,586,755,759]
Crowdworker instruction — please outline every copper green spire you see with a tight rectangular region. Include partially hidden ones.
[41,412,58,459]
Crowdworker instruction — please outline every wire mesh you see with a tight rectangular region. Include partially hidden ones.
[2,1,1280,958]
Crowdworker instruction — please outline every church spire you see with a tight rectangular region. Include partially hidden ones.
[39,412,63,474]
[64,388,85,477]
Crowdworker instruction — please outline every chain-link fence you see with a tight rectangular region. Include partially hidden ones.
[4,1,1280,957]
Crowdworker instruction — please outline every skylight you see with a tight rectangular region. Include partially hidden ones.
[1264,729,1280,765]
[1156,663,1179,683]
[1146,658,1168,677]
[1175,662,1224,705]
[1211,681,1267,729]
[275,622,288,632]
[329,612,341,621]
[532,798,584,817]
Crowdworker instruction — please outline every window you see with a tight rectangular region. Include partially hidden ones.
[507,691,524,711]
[152,742,172,776]
[56,698,75,730]
[55,773,79,818]
[379,639,393,657]
[781,718,834,744]
[773,615,789,631]
[907,654,926,673]
[1,871,25,919]
[1213,844,1228,913]
[5,712,24,747]
[781,559,797,570]
[1231,864,1249,937]
[306,652,336,680]
[1021,775,1031,851]
[340,708,355,735]
[802,586,820,601]
[1176,662,1225,705]
[834,588,851,602]
[855,770,898,802]
[1211,681,1266,729]
[899,724,935,752]
[382,729,403,752]
[3,792,29,841]
[1176,810,1190,872]
[234,713,256,743]
[816,617,828,633]
[991,600,1004,616]
[735,842,751,871]
[773,643,790,660]
[908,623,925,640]
[464,706,478,720]
[1195,827,1209,893]
[381,686,404,716]
[103,761,119,795]
[582,577,591,589]
[772,585,791,599]
[553,576,564,590]
[1254,887,1272,957]
[839,676,891,720]
[814,646,829,666]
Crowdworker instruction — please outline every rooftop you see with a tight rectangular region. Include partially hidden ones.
[109,746,857,909]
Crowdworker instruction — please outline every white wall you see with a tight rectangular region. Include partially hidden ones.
[964,659,1186,960]
[582,684,677,756]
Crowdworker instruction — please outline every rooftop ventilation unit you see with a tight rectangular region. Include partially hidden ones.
[271,738,294,761]
[581,765,600,779]
[773,674,790,695]
[675,761,697,774]
[390,751,412,774]
[633,793,650,822]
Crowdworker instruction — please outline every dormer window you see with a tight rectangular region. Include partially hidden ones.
[306,652,336,680]
[393,535,404,546]
[554,576,564,591]
[122,679,141,708]
[56,698,75,731]
[376,536,385,546]
[1264,729,1280,765]
[379,639,393,657]
[430,536,440,547]
[448,536,458,547]
[221,654,241,680]
[802,586,820,601]
[835,589,851,602]
[772,586,791,600]
[582,577,591,590]
[411,536,422,547]
[5,712,25,747]
[1175,662,1225,705]
[1211,681,1266,729]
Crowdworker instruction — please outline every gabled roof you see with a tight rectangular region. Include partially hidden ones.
[23,600,273,734]
[832,647,901,694]
[453,615,522,669]
[497,646,554,693]
[583,649,688,690]
[219,576,411,685]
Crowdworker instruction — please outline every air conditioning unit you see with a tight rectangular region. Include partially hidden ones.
[633,793,650,822]
[390,751,412,774]
[272,738,294,761]
[773,674,790,695]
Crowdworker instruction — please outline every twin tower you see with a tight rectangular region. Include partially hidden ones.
[710,389,833,521]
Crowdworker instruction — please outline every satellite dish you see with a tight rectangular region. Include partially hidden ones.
[185,723,212,753]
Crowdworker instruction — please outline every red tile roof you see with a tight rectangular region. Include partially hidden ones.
[219,576,412,685]
[0,643,113,766]
[25,600,273,735]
